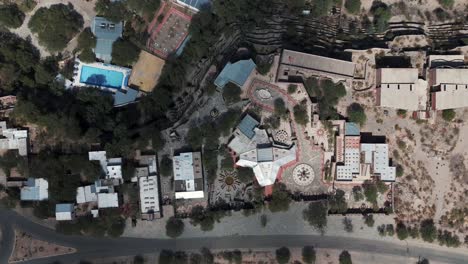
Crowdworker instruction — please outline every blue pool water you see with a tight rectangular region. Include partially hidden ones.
[80,65,124,89]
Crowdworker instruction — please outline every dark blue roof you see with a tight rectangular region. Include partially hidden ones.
[114,88,138,106]
[238,114,259,139]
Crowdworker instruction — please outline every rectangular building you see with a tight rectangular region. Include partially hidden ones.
[0,121,28,156]
[277,49,355,82]
[55,204,75,221]
[376,68,428,111]
[91,17,123,63]
[173,152,204,199]
[20,178,48,201]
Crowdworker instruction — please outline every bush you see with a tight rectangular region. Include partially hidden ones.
[293,102,309,125]
[222,82,242,104]
[79,48,96,63]
[442,109,455,121]
[303,200,328,232]
[420,219,437,242]
[397,109,407,118]
[111,38,140,66]
[0,4,25,28]
[339,250,352,264]
[302,246,316,264]
[352,186,364,201]
[287,84,298,94]
[408,226,420,238]
[364,214,375,227]
[347,103,366,126]
[396,222,409,240]
[275,247,291,264]
[437,230,460,247]
[345,0,361,14]
[166,217,184,238]
[329,189,348,214]
[268,183,291,213]
[396,164,404,177]
[28,4,84,52]
[343,217,353,232]
[77,27,96,50]
[274,98,289,119]
[386,224,395,236]
[438,0,454,9]
[370,1,392,33]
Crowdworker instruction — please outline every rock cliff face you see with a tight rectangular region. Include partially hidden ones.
[169,5,468,124]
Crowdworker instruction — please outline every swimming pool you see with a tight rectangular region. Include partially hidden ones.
[80,65,124,89]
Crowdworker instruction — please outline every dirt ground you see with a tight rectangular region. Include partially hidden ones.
[128,51,166,92]
[9,230,76,263]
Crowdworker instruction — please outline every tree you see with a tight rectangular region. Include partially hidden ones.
[160,155,173,177]
[420,219,437,242]
[386,224,395,236]
[396,164,404,177]
[95,0,128,22]
[189,205,216,231]
[363,214,375,227]
[79,48,96,63]
[0,4,25,28]
[158,250,174,263]
[287,0,306,11]
[345,0,361,14]
[77,27,96,50]
[236,167,254,183]
[396,222,409,240]
[274,98,288,119]
[312,0,334,17]
[166,217,184,238]
[302,246,316,264]
[438,0,454,9]
[28,4,84,52]
[343,217,353,232]
[352,186,363,201]
[442,109,455,121]
[347,103,366,126]
[397,109,407,118]
[303,201,328,232]
[288,84,298,94]
[329,189,348,214]
[222,82,242,104]
[126,0,161,17]
[268,183,291,212]
[363,181,378,204]
[370,1,392,33]
[293,102,309,125]
[339,250,352,264]
[260,214,268,227]
[112,38,140,66]
[133,255,145,264]
[275,247,291,264]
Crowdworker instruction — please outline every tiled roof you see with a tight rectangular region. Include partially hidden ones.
[238,114,259,139]
[214,59,256,89]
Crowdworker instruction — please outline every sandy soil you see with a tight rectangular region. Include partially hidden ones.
[9,229,75,263]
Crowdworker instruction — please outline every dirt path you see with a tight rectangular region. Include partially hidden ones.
[10,0,97,57]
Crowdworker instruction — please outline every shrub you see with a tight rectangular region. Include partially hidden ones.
[397,109,407,118]
[274,98,289,119]
[386,224,395,236]
[343,217,353,232]
[442,109,455,122]
[293,102,309,125]
[420,219,437,242]
[347,103,366,126]
[352,186,364,201]
[345,0,361,14]
[287,84,298,94]
[438,0,454,9]
[28,4,84,52]
[77,27,96,50]
[396,222,409,240]
[329,189,348,214]
[364,214,375,227]
[339,250,352,264]
[79,48,96,63]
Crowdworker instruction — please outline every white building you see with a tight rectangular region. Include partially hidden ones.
[361,144,396,182]
[76,185,98,204]
[20,178,48,201]
[97,193,119,208]
[173,152,204,199]
[376,68,428,111]
[228,115,297,187]
[0,121,28,156]
[135,155,161,218]
[88,151,123,182]
[55,204,75,221]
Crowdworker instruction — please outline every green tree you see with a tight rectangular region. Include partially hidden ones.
[352,186,363,201]
[288,84,298,94]
[275,247,291,264]
[77,27,96,50]
[363,181,378,204]
[236,167,254,183]
[133,255,145,264]
[260,214,268,227]
[345,0,361,14]
[329,189,348,214]
[442,109,455,121]
[312,0,334,17]
[343,217,353,232]
[28,4,84,52]
[386,224,395,236]
[396,164,404,177]
[293,102,309,125]
[438,0,454,9]
[303,201,328,232]
[160,155,173,177]
[347,103,366,126]
[274,98,288,119]
[190,206,216,231]
[158,250,174,263]
[302,245,316,264]
[420,219,437,242]
[268,183,291,213]
[363,214,375,227]
[166,217,184,238]
[339,250,352,264]
[222,82,242,104]
[396,222,409,240]
[370,1,392,33]
[112,38,140,66]
[126,0,161,17]
[0,4,25,28]
[95,0,128,22]
[79,48,96,63]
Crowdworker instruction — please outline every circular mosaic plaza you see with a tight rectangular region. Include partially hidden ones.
[274,129,289,143]
[292,164,315,186]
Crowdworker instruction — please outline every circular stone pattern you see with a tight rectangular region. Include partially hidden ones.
[256,88,272,100]
[274,129,288,143]
[292,164,315,186]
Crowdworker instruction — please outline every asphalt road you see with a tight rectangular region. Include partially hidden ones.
[1,209,467,264]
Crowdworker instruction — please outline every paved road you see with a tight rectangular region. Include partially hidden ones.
[0,209,467,264]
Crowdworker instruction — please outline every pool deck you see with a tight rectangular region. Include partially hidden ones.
[72,60,132,92]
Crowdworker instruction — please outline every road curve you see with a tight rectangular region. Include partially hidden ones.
[1,209,467,264]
